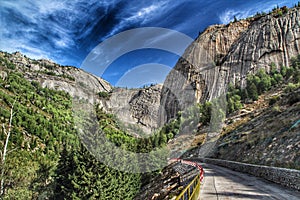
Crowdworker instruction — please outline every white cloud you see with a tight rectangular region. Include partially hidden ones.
[35,0,69,14]
[105,1,171,38]
[0,37,48,60]
[20,46,51,60]
[0,0,97,60]
[105,72,121,77]
[219,0,294,24]
[219,9,251,24]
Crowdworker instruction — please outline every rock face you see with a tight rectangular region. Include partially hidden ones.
[160,7,300,123]
[7,52,112,98]
[99,85,163,135]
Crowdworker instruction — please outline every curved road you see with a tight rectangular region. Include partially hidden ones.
[199,163,300,200]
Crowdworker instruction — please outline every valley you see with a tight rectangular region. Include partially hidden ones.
[0,4,300,200]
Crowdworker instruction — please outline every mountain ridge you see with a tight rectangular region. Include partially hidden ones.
[2,6,300,135]
[160,6,300,124]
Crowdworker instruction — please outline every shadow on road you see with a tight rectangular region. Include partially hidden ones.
[199,163,300,200]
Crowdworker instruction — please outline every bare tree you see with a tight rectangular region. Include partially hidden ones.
[0,100,16,196]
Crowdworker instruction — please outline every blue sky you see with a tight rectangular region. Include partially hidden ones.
[0,0,298,87]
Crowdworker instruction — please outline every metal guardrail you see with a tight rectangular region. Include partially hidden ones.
[172,159,204,200]
[175,173,201,200]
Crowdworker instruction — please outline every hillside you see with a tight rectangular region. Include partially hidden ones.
[0,4,300,200]
[177,52,300,168]
[0,52,178,199]
[211,83,300,169]
[160,6,300,170]
[3,51,162,136]
[0,52,144,199]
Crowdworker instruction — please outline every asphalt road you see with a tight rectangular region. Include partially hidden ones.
[199,163,300,200]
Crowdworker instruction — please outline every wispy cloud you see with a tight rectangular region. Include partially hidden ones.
[0,0,119,61]
[219,0,294,24]
[104,1,171,38]
[219,9,251,24]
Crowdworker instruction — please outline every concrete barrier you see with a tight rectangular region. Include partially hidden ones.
[190,158,300,191]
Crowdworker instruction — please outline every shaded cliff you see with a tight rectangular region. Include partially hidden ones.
[161,7,300,123]
[99,84,162,135]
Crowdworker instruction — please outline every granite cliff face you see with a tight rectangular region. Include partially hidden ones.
[99,85,162,135]
[161,7,300,123]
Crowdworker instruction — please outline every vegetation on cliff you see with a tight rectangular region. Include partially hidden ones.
[227,55,300,114]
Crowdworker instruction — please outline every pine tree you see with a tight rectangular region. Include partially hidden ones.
[247,83,259,101]
[233,15,238,22]
[53,145,76,199]
[53,144,141,200]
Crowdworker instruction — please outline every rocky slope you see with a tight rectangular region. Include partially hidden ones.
[135,161,199,200]
[211,87,300,169]
[4,51,112,97]
[1,51,162,134]
[160,7,300,123]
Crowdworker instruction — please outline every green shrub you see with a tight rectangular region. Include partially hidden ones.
[280,66,287,77]
[58,74,75,81]
[227,93,243,114]
[274,73,283,83]
[291,56,300,69]
[270,62,278,75]
[282,6,289,14]
[270,77,277,86]
[277,10,283,16]
[7,62,16,70]
[98,91,110,99]
[258,76,271,93]
[247,83,258,101]
[199,101,212,124]
[44,64,55,70]
[286,67,294,79]
[284,83,298,93]
[40,70,56,76]
[293,70,300,83]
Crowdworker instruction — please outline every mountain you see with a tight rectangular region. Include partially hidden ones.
[0,51,169,199]
[0,52,144,199]
[9,52,112,97]
[3,51,162,135]
[160,6,300,124]
[211,85,300,169]
[4,8,300,135]
[0,5,300,200]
